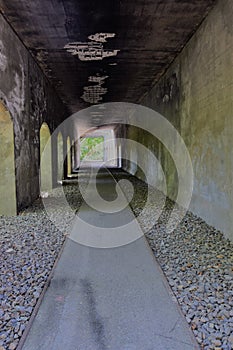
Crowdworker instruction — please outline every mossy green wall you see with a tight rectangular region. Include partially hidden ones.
[125,0,233,241]
[0,13,69,211]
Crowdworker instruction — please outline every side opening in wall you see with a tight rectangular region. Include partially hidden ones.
[40,122,52,192]
[0,101,17,215]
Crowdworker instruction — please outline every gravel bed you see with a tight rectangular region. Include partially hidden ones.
[1,172,232,349]
[0,183,83,350]
[114,172,233,350]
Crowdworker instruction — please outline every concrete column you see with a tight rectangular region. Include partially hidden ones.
[63,135,68,179]
[57,132,64,182]
[71,140,75,172]
[67,136,72,176]
[74,139,80,169]
[0,102,16,215]
[39,122,52,192]
[51,133,58,187]
[118,142,122,168]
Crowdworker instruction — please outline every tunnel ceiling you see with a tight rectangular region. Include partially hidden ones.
[0,0,216,114]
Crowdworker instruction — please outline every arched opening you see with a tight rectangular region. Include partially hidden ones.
[0,101,16,215]
[67,136,72,176]
[40,122,52,191]
[57,132,64,182]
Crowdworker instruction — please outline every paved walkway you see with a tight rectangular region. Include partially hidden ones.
[22,170,198,350]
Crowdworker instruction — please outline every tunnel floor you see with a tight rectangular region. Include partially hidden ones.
[20,169,198,350]
[0,169,232,350]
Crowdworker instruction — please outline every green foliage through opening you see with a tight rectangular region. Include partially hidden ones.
[80,136,104,161]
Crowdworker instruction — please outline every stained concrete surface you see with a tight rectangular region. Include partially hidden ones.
[0,0,216,112]
[0,13,68,212]
[133,0,233,242]
[22,170,198,350]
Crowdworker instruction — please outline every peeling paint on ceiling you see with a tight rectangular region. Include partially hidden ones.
[64,33,119,61]
[0,0,217,112]
[64,41,119,61]
[88,33,116,43]
[81,75,109,104]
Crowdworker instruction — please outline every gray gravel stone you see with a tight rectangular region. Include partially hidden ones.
[114,172,233,350]
[0,182,84,349]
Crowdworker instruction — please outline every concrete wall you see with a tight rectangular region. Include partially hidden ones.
[0,14,69,211]
[124,0,233,241]
[123,125,176,198]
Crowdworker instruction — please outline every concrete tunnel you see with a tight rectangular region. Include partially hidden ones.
[0,0,232,349]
